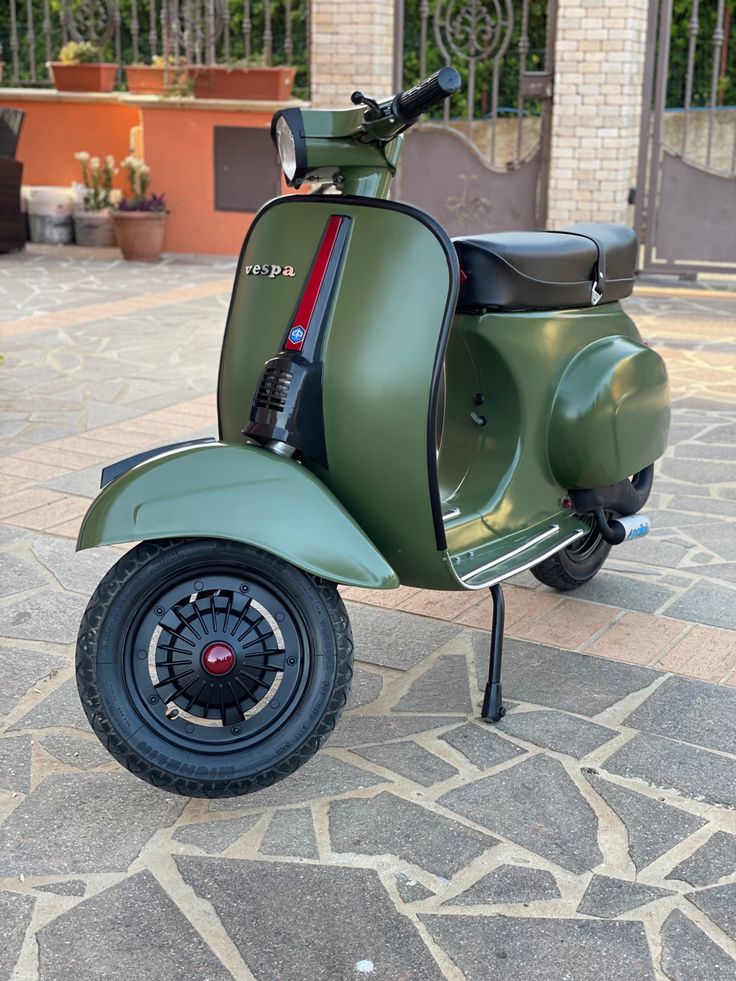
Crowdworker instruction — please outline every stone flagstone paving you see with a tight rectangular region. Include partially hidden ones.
[0,248,735,979]
[2,608,735,980]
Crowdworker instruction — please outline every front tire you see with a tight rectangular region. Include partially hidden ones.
[76,538,353,798]
[531,515,612,591]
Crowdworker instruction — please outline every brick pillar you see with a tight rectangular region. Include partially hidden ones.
[309,0,395,109]
[547,0,649,227]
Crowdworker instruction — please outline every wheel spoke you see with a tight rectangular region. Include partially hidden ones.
[234,674,258,702]
[242,631,274,651]
[227,682,246,721]
[242,647,285,659]
[240,666,273,684]
[154,668,195,689]
[157,645,193,657]
[192,602,210,637]
[163,628,196,648]
[201,682,213,719]
[229,598,252,637]
[243,651,286,674]
[163,675,199,701]
[174,606,200,641]
[182,680,206,713]
[237,619,264,644]
[223,592,233,634]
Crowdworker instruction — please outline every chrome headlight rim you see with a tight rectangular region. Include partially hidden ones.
[271,109,308,187]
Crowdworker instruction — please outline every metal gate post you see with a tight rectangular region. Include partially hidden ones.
[535,0,558,227]
[643,0,674,270]
[633,0,663,260]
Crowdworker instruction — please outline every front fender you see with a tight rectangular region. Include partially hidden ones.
[77,442,398,589]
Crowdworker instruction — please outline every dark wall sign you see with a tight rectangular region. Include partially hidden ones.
[214,126,281,213]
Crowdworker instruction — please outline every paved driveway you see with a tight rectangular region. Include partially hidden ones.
[0,250,734,980]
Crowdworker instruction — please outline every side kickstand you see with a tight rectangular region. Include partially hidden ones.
[481,583,506,723]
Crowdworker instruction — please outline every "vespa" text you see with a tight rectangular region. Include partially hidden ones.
[244,264,296,278]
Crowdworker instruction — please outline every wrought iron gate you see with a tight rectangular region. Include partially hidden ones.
[393,0,557,236]
[1,0,307,97]
[636,0,736,276]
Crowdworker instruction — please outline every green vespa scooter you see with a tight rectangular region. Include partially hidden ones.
[75,69,670,798]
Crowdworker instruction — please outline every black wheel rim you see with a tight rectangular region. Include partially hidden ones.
[565,512,608,563]
[123,565,311,754]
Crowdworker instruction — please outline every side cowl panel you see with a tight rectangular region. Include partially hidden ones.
[76,442,398,590]
[548,335,670,489]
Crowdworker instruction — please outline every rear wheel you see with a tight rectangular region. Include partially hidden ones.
[531,514,612,591]
[76,538,353,798]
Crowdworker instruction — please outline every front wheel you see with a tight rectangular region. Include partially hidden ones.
[76,538,353,798]
[530,514,612,591]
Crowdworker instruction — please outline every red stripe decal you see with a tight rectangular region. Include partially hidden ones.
[285,215,344,351]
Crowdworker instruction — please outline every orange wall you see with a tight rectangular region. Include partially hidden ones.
[2,97,139,188]
[139,105,273,255]
[0,92,287,254]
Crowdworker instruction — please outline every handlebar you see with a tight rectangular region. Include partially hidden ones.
[392,67,462,124]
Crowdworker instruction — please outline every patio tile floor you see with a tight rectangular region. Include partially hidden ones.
[0,248,734,979]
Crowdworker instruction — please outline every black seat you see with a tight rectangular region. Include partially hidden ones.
[453,223,637,312]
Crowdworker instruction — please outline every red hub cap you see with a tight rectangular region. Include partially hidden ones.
[201,642,236,676]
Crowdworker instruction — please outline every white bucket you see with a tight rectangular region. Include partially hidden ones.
[26,186,74,245]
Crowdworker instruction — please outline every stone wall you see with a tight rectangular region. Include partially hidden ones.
[546,0,650,227]
[309,0,395,109]
[663,109,736,175]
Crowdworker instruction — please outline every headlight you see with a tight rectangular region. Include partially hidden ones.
[271,109,307,187]
[275,116,297,181]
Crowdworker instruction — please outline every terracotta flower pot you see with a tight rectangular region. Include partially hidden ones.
[48,62,117,93]
[190,65,296,101]
[125,65,167,95]
[113,211,166,262]
[0,63,4,83]
[125,65,190,95]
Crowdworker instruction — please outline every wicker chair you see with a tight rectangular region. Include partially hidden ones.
[0,107,26,253]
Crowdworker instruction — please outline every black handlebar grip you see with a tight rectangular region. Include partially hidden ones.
[392,67,462,124]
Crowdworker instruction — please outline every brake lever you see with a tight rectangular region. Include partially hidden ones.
[350,91,383,121]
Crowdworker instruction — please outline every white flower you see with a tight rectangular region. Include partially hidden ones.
[90,156,100,170]
[74,151,90,162]
[139,163,150,175]
[105,154,115,168]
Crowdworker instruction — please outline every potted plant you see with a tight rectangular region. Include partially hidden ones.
[126,55,190,96]
[190,59,296,101]
[112,155,167,262]
[72,151,117,246]
[48,42,117,93]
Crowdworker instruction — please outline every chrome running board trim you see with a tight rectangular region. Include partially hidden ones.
[458,529,587,591]
[460,524,560,583]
